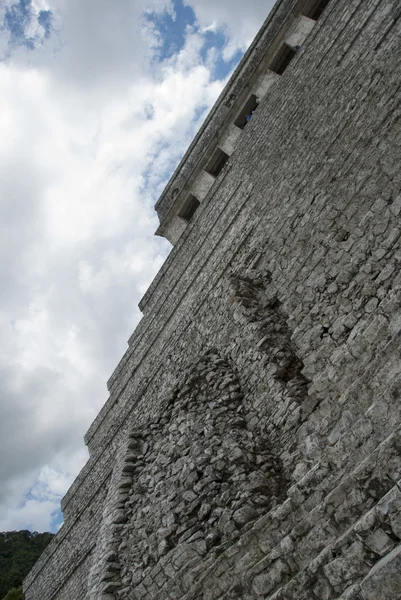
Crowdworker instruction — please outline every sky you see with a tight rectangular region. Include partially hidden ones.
[0,0,274,533]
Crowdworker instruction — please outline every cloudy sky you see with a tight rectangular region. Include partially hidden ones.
[0,0,274,533]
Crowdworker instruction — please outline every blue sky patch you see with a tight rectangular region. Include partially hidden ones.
[200,28,244,81]
[50,509,64,533]
[38,10,53,38]
[145,0,196,61]
[146,0,244,82]
[4,0,33,49]
[2,0,53,52]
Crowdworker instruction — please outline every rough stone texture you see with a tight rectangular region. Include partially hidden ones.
[24,0,401,598]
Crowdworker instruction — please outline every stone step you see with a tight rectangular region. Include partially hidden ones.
[288,377,401,503]
[260,483,401,599]
[178,430,401,600]
[335,544,401,600]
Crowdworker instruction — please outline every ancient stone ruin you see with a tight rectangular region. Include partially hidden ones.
[24,0,401,598]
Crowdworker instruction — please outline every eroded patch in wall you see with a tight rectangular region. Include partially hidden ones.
[228,269,310,404]
[104,350,288,599]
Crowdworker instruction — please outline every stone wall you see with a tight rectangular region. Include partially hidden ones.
[24,0,401,598]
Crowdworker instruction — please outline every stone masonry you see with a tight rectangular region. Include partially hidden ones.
[24,0,401,598]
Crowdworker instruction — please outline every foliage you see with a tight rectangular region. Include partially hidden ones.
[2,587,24,600]
[0,531,54,600]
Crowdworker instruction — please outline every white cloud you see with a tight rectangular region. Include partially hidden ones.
[0,0,274,533]
[2,499,59,533]
[31,0,50,12]
[0,456,87,532]
[186,0,275,59]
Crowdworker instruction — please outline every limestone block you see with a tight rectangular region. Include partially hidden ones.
[364,528,394,556]
[359,545,401,600]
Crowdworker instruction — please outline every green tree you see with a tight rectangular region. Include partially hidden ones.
[2,586,24,600]
[0,531,54,599]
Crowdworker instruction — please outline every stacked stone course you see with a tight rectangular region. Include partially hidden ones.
[25,0,401,598]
